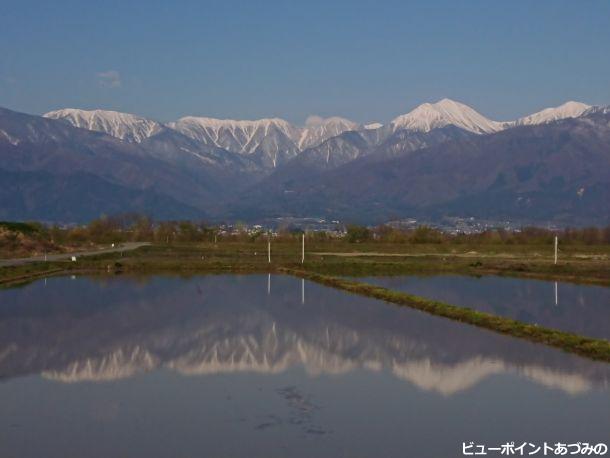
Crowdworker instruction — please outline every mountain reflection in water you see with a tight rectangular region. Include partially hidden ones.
[0,274,609,396]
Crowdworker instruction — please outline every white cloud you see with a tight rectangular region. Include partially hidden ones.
[96,70,122,88]
[305,115,325,127]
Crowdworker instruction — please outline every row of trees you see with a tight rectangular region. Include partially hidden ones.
[45,215,336,245]
[46,215,218,244]
[3,216,610,247]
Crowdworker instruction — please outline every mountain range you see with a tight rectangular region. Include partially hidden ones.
[1,98,608,224]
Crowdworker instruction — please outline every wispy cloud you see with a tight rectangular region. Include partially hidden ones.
[96,70,121,88]
[305,115,325,127]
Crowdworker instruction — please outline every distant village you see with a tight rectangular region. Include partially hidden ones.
[217,216,548,237]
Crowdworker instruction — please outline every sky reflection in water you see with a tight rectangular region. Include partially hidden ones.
[0,274,609,458]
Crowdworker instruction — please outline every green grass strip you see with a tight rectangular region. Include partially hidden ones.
[281,267,610,363]
[0,267,67,288]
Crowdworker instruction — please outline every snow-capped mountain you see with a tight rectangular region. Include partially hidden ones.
[237,106,610,225]
[222,97,600,184]
[45,99,595,174]
[387,98,593,136]
[170,115,360,168]
[169,116,301,168]
[390,98,504,134]
[583,105,610,116]
[42,108,360,169]
[43,99,595,156]
[44,108,260,177]
[287,130,378,171]
[297,116,360,149]
[275,98,503,174]
[3,98,610,223]
[513,101,591,127]
[0,107,222,220]
[44,108,165,143]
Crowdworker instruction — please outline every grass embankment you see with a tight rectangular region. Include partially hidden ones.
[0,263,67,288]
[281,268,610,362]
[0,243,284,287]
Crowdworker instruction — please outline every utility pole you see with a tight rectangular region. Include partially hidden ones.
[554,236,558,265]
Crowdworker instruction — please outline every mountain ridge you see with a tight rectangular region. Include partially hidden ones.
[1,100,607,224]
[512,101,591,127]
[226,110,610,225]
[44,108,166,143]
[390,98,504,134]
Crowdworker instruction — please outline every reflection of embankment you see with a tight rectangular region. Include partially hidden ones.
[1,275,609,396]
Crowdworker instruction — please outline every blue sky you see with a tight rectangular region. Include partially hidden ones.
[1,0,609,124]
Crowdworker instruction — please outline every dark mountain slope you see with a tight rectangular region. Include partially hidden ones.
[0,169,201,222]
[0,107,243,220]
[231,126,478,220]
[226,112,610,224]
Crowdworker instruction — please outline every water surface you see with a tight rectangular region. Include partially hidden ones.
[355,274,610,340]
[1,274,609,458]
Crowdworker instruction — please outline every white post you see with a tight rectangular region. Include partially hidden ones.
[268,273,271,295]
[554,281,558,306]
[301,278,305,304]
[268,239,271,263]
[554,236,558,265]
[301,233,305,264]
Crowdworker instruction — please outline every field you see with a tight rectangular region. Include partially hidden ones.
[2,239,610,285]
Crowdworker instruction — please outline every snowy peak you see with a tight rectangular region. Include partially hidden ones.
[169,116,300,150]
[303,115,357,127]
[583,105,610,116]
[170,116,296,138]
[391,98,503,134]
[173,116,293,130]
[389,99,591,135]
[298,116,360,149]
[40,100,598,170]
[514,101,591,126]
[44,108,164,143]
[169,114,360,167]
[170,116,301,168]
